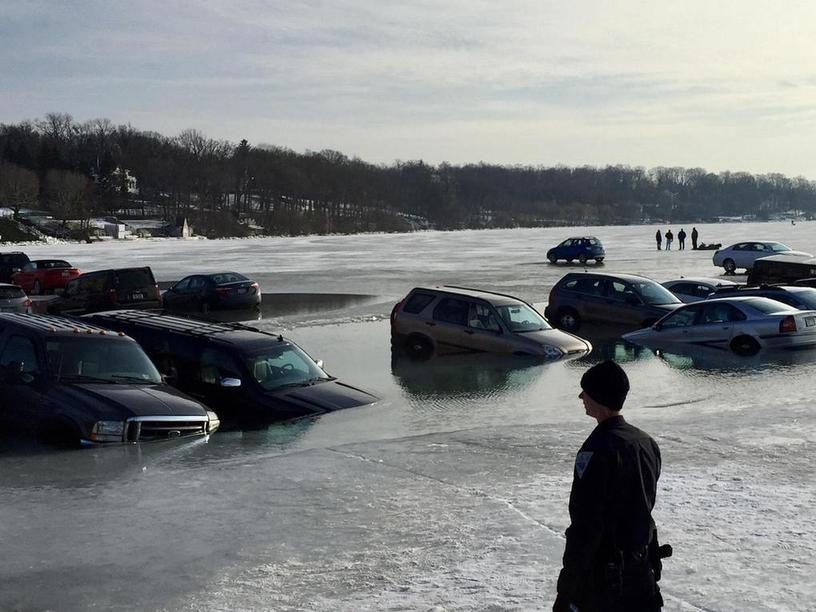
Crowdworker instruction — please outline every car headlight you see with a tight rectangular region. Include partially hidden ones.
[206,411,220,434]
[90,420,125,442]
[541,345,564,358]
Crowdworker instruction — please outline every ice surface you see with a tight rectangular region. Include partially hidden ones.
[1,221,815,611]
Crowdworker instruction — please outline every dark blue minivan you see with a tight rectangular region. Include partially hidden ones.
[547,237,605,264]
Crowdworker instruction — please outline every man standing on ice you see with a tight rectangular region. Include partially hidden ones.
[554,361,669,612]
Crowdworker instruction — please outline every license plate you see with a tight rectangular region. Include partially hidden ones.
[806,316,815,327]
[131,292,145,300]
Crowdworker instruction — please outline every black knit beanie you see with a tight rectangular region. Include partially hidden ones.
[580,360,629,411]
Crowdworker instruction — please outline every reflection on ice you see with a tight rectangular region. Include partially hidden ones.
[652,344,816,373]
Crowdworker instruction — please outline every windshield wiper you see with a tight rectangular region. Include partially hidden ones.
[110,374,157,384]
[270,377,333,390]
[58,374,114,384]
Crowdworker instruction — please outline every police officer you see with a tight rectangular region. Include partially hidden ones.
[554,361,667,612]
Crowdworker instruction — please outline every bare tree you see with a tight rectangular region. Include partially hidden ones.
[44,169,88,226]
[0,160,39,219]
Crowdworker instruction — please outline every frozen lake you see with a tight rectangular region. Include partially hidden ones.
[2,221,815,611]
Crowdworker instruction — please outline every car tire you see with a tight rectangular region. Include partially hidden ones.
[723,259,736,274]
[578,253,588,264]
[32,280,42,295]
[566,258,574,263]
[547,253,557,264]
[730,335,760,356]
[405,334,434,360]
[595,257,604,263]
[556,308,581,332]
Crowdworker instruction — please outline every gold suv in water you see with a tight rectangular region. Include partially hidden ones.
[390,286,592,359]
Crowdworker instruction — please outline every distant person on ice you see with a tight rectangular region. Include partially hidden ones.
[677,228,686,250]
[664,229,673,250]
[691,227,699,250]
[553,361,670,612]
[655,229,662,250]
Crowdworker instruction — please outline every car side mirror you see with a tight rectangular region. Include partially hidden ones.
[3,361,34,384]
[220,377,242,388]
[315,359,324,369]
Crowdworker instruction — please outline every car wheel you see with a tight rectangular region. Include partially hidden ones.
[723,259,736,274]
[557,308,581,332]
[405,334,434,360]
[730,335,760,356]
[566,258,574,263]
[595,257,604,263]
[578,253,588,264]
[32,280,42,295]
[547,253,557,264]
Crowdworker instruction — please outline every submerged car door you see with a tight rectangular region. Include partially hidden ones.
[651,305,701,343]
[603,279,642,325]
[191,347,246,413]
[693,303,746,347]
[463,302,508,352]
[0,332,47,435]
[430,297,475,351]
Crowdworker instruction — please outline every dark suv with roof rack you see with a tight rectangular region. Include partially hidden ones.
[85,310,378,423]
[708,284,816,310]
[390,286,592,359]
[0,313,219,446]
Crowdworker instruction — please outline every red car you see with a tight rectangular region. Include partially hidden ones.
[12,259,81,294]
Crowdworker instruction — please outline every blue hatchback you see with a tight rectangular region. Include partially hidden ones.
[547,236,605,264]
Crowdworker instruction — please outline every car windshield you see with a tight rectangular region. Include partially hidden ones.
[633,281,681,305]
[495,303,552,332]
[770,243,791,252]
[243,343,330,391]
[115,269,154,291]
[47,337,161,383]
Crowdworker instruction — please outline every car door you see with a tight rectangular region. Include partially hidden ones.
[163,277,191,308]
[187,276,209,308]
[603,279,642,325]
[430,297,474,351]
[651,305,701,343]
[730,243,750,269]
[53,277,83,314]
[193,347,246,412]
[0,332,47,435]
[694,303,746,347]
[463,302,508,352]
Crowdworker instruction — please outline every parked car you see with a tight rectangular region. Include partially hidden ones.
[661,277,740,303]
[0,313,219,446]
[623,297,816,355]
[162,272,261,312]
[48,267,161,315]
[0,252,30,283]
[547,236,605,264]
[0,284,32,313]
[746,254,816,286]
[85,310,378,422]
[709,285,816,310]
[544,272,683,332]
[712,241,813,274]
[390,286,592,359]
[11,259,81,295]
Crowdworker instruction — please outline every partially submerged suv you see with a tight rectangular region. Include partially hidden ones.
[86,310,378,423]
[390,286,592,359]
[48,267,161,315]
[0,313,219,446]
[545,272,683,332]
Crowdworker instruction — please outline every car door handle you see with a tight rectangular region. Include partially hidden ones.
[425,321,436,326]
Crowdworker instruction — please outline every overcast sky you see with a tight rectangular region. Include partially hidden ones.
[2,1,816,176]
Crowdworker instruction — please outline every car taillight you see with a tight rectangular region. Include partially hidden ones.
[154,284,161,300]
[24,298,32,307]
[779,315,797,333]
[390,299,405,325]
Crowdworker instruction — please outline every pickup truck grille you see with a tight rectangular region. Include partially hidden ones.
[125,416,208,442]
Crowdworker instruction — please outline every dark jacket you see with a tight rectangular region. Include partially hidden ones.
[556,416,663,611]
[678,230,687,241]
[655,231,662,242]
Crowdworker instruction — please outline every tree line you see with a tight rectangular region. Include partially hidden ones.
[1,113,815,238]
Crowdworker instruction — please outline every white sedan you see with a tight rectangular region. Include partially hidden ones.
[661,277,740,303]
[623,297,816,355]
[712,241,812,274]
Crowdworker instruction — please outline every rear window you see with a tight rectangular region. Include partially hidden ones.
[403,292,436,314]
[0,254,29,265]
[208,272,247,284]
[114,269,155,291]
[37,260,71,269]
[0,286,25,299]
[745,298,796,314]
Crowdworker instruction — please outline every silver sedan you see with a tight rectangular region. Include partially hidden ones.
[0,283,31,313]
[623,297,816,355]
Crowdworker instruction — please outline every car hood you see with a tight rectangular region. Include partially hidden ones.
[517,328,591,354]
[266,380,378,414]
[776,250,813,258]
[50,383,209,419]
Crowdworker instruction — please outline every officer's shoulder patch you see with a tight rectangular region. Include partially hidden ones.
[575,451,593,479]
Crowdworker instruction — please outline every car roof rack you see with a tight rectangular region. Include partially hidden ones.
[88,309,284,340]
[0,313,115,334]
[440,285,530,304]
